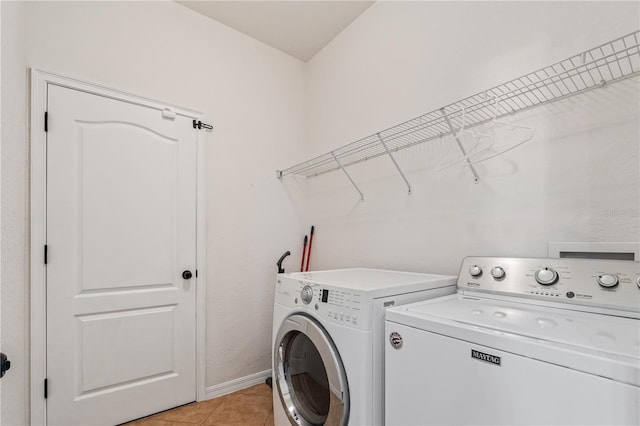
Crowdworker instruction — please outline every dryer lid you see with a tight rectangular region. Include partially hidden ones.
[284,268,456,296]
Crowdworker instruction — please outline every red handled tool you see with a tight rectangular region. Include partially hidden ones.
[305,226,315,272]
[300,235,308,272]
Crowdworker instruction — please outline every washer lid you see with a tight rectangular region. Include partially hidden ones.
[386,294,640,386]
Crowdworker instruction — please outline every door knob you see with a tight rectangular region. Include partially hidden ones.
[0,353,10,378]
[182,270,193,280]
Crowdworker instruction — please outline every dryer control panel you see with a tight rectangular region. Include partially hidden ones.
[275,276,371,331]
[459,256,640,316]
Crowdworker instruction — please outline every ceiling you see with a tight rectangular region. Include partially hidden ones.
[177,1,374,62]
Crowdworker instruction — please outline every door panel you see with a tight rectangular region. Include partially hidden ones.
[78,306,176,393]
[46,84,196,426]
[78,121,178,291]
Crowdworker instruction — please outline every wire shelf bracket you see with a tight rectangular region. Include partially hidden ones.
[440,108,480,183]
[277,30,640,193]
[377,133,412,194]
[331,151,364,202]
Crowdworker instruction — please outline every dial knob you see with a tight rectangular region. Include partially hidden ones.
[535,268,558,285]
[469,265,483,277]
[491,266,505,280]
[300,285,313,304]
[637,277,640,289]
[597,274,618,288]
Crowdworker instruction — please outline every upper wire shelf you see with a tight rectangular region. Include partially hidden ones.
[277,31,640,186]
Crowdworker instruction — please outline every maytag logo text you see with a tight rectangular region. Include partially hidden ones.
[471,349,501,366]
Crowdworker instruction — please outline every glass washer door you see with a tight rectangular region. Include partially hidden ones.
[274,314,349,426]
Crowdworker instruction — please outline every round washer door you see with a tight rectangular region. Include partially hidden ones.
[274,314,349,426]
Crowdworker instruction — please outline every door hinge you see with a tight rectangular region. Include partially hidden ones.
[162,108,176,120]
[44,378,48,399]
[44,245,48,265]
[44,112,48,132]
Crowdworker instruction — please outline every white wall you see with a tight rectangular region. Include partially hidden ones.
[0,1,306,424]
[1,2,29,424]
[0,2,3,422]
[296,1,639,275]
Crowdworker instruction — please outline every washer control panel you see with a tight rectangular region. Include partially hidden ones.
[459,256,640,314]
[275,276,369,330]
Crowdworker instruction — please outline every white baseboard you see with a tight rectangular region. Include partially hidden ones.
[203,369,272,400]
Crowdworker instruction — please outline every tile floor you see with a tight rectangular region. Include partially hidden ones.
[124,383,274,426]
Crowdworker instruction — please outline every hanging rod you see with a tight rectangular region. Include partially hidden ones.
[277,30,640,180]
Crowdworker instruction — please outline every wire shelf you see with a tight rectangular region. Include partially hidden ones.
[277,31,640,182]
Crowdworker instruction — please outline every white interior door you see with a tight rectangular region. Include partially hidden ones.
[46,84,197,426]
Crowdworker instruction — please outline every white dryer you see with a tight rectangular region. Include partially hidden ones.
[385,257,640,425]
[272,268,456,426]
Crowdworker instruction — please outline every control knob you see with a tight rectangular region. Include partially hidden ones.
[491,266,505,280]
[469,265,483,277]
[535,268,558,285]
[300,285,314,304]
[637,277,640,289]
[597,274,618,289]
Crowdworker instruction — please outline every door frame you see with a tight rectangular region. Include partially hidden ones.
[29,69,208,425]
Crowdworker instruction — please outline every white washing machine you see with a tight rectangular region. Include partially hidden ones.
[272,268,457,426]
[385,256,640,425]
